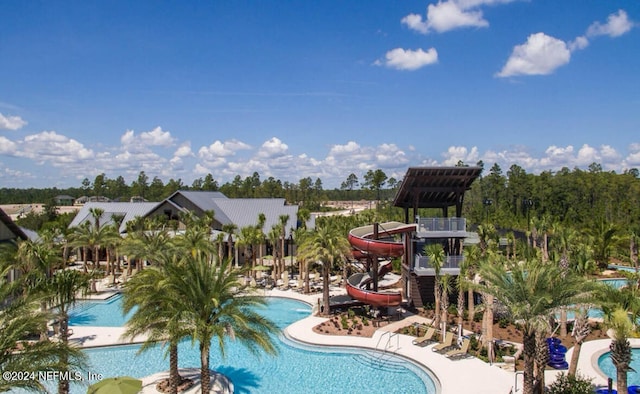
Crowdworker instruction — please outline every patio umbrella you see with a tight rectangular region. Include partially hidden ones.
[87,376,142,394]
[254,265,271,271]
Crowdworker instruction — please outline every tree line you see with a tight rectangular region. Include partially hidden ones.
[0,168,397,211]
[5,161,640,242]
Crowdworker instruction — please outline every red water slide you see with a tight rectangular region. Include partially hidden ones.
[346,222,416,307]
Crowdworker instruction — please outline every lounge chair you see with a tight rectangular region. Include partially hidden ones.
[432,332,454,353]
[444,338,471,359]
[412,327,436,347]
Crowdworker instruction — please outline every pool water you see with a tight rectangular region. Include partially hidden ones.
[65,297,436,394]
[561,278,632,320]
[598,348,640,386]
[69,294,135,326]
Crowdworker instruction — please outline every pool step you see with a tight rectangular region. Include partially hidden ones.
[353,352,408,373]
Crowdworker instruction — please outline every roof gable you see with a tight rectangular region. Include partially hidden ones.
[0,208,28,242]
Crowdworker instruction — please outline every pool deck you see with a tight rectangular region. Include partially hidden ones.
[69,285,623,394]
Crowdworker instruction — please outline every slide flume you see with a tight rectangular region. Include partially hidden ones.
[346,222,416,307]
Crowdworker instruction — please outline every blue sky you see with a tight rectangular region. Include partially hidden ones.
[1,0,638,189]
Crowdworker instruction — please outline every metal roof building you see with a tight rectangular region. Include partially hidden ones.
[69,191,301,238]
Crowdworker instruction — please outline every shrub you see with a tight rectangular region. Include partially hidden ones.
[546,373,594,394]
[341,315,349,330]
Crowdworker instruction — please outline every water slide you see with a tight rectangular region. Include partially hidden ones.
[346,222,416,307]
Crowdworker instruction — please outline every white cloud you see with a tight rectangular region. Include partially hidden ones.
[625,144,640,167]
[0,136,18,154]
[441,146,480,165]
[120,126,175,152]
[600,144,620,161]
[401,13,429,34]
[257,137,288,158]
[424,0,489,33]
[576,144,599,165]
[139,126,174,147]
[17,131,94,166]
[456,0,516,7]
[568,36,589,52]
[402,0,516,34]
[120,130,136,146]
[496,32,571,77]
[328,141,362,156]
[587,9,633,38]
[375,143,409,166]
[376,48,438,71]
[198,139,251,160]
[0,113,27,130]
[174,142,193,158]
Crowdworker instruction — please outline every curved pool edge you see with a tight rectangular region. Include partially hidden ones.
[281,323,440,394]
[588,338,640,387]
[560,337,640,388]
[282,313,514,394]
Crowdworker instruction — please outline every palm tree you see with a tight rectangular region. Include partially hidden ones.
[594,282,640,394]
[120,227,173,272]
[439,274,453,341]
[471,258,593,394]
[424,243,444,332]
[237,224,263,280]
[0,258,85,393]
[165,256,279,394]
[14,238,64,341]
[567,307,592,377]
[88,207,105,270]
[607,309,634,394]
[46,269,90,394]
[221,223,237,268]
[292,227,312,293]
[68,222,91,273]
[121,253,188,394]
[475,224,499,363]
[175,222,215,262]
[463,244,482,321]
[550,224,578,338]
[587,220,618,270]
[297,224,351,316]
[278,214,290,277]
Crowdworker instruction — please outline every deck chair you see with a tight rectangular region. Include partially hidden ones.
[412,327,437,347]
[445,338,471,359]
[432,332,454,353]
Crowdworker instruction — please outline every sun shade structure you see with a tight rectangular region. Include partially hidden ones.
[393,166,482,219]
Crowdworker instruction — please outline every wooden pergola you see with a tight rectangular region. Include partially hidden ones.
[393,166,483,222]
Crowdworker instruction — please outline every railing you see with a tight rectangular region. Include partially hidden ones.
[413,254,464,273]
[514,371,524,393]
[375,330,400,353]
[415,217,466,233]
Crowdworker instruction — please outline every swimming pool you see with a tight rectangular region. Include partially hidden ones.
[65,296,437,394]
[69,294,135,326]
[598,348,640,387]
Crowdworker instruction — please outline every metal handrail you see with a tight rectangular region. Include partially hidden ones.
[514,371,524,393]
[375,331,399,353]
